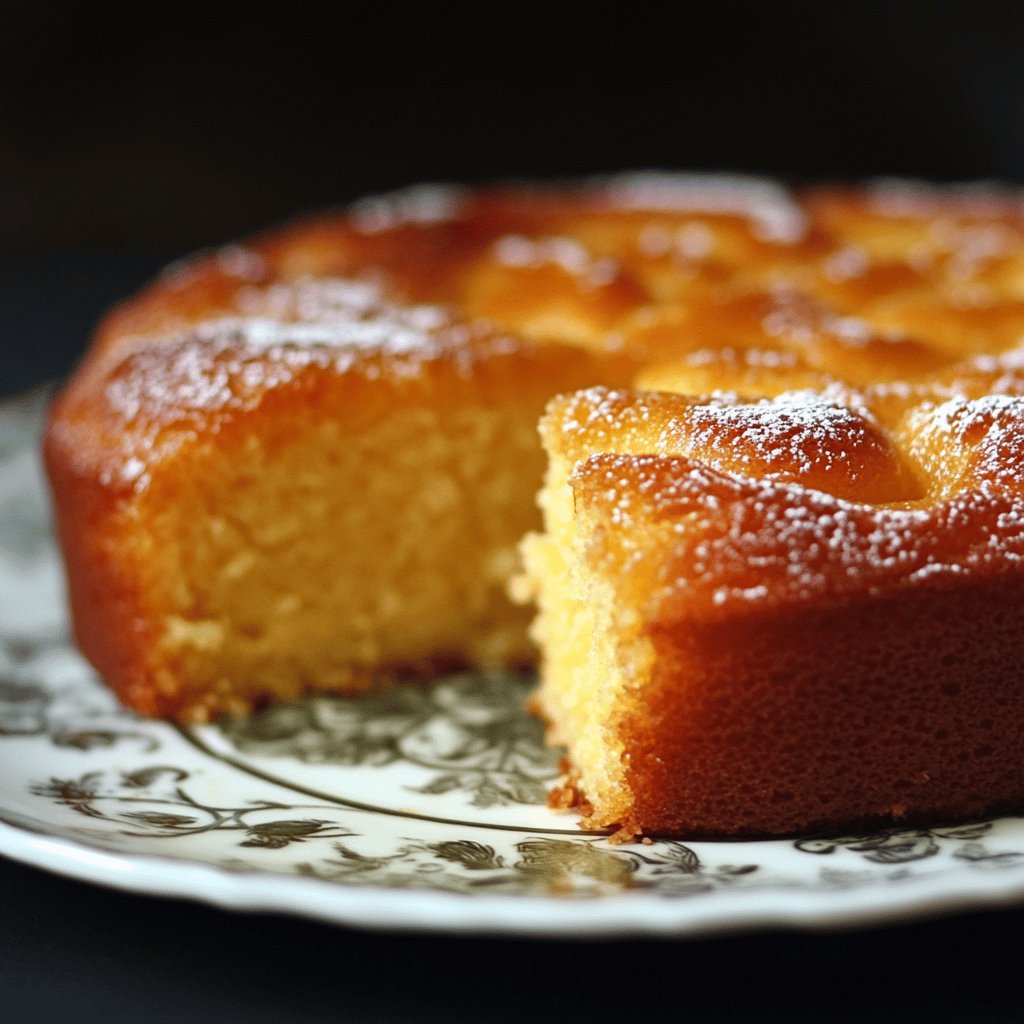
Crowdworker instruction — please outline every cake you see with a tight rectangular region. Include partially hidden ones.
[45,174,1024,838]
[524,385,1024,838]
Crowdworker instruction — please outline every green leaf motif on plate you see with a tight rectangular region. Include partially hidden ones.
[218,671,562,807]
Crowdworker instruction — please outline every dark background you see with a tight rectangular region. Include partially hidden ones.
[6,2,1024,1021]
[6,2,1024,396]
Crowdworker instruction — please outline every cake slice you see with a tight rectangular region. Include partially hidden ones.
[523,385,1024,838]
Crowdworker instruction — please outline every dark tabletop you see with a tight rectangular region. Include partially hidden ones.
[3,849,1024,1024]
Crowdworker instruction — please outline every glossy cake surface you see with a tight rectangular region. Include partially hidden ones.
[46,174,1024,836]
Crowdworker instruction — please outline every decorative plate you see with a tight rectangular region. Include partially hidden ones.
[4,390,1024,938]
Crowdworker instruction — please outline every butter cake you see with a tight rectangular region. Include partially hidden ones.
[45,175,1024,837]
[525,385,1024,838]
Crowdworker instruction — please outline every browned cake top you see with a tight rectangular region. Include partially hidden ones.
[545,385,1024,620]
[51,174,1024,514]
[90,174,1024,367]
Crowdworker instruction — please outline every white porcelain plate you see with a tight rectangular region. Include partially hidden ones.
[4,390,1024,938]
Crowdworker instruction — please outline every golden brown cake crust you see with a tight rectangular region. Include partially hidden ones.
[536,372,1024,836]
[46,174,1024,836]
[564,440,1024,837]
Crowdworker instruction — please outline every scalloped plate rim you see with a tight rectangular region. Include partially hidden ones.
[3,815,1024,938]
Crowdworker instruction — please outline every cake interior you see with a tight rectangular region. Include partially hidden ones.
[520,428,644,830]
[97,380,550,719]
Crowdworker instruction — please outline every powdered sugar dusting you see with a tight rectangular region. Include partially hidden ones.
[204,277,458,358]
[573,452,1024,619]
[760,289,904,350]
[906,394,1024,495]
[349,184,468,234]
[681,391,877,478]
[548,385,909,504]
[214,244,268,281]
[604,172,808,243]
[239,277,383,319]
[550,378,1024,620]
[681,347,803,370]
[493,235,620,288]
[202,316,431,356]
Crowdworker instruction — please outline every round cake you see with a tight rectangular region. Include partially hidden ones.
[46,174,1024,838]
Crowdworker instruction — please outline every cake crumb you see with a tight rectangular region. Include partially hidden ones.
[607,824,640,845]
[547,770,592,816]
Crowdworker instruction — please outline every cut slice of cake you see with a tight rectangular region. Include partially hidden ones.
[523,385,1024,838]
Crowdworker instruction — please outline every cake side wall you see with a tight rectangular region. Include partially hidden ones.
[43,397,170,716]
[618,576,1024,838]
